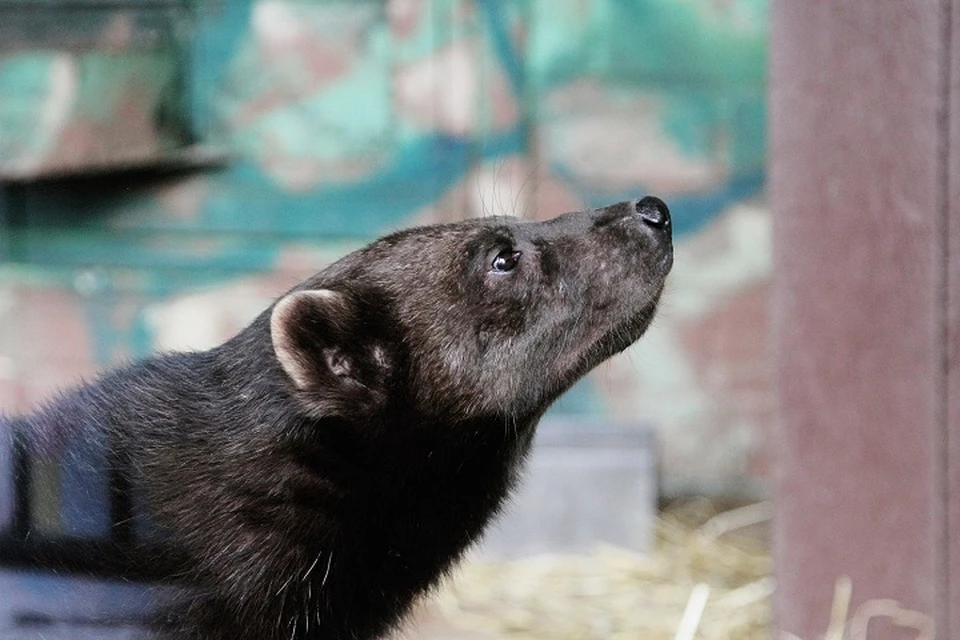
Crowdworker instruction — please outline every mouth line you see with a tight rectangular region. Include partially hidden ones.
[553,299,660,382]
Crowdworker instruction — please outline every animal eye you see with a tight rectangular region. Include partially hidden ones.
[491,249,521,273]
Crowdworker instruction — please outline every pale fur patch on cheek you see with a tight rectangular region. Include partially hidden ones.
[371,345,390,370]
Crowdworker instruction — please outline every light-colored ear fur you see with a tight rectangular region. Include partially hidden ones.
[270,289,345,389]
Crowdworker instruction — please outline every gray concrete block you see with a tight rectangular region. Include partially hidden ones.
[477,421,657,559]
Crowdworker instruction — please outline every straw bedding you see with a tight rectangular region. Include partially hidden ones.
[408,499,773,640]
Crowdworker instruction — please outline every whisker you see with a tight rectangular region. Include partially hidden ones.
[321,552,334,588]
[303,551,323,582]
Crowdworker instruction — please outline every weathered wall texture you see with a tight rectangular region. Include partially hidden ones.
[0,0,769,497]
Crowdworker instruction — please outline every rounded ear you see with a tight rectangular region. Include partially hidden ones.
[270,289,352,390]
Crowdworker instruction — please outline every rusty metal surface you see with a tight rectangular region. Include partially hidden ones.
[771,1,952,638]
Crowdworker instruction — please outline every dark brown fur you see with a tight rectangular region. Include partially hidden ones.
[3,198,672,639]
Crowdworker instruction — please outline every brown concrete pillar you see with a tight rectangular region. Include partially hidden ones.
[771,1,957,638]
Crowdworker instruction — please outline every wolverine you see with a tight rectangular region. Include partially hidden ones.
[2,197,672,639]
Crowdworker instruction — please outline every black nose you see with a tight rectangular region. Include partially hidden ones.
[635,196,671,229]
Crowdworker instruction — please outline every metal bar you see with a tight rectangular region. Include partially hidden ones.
[10,427,31,542]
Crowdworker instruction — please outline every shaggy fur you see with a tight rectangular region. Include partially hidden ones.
[3,198,672,639]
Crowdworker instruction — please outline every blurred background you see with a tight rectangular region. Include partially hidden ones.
[1,1,956,639]
[0,0,769,498]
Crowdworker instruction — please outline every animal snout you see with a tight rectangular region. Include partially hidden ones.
[635,196,671,230]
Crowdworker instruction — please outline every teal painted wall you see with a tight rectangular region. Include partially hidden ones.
[0,0,770,496]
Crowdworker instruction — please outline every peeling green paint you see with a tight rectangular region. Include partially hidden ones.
[1,0,770,429]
